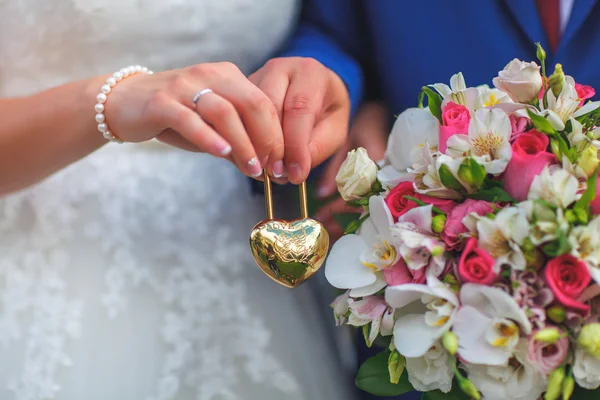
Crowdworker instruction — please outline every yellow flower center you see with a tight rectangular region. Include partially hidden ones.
[471,132,504,157]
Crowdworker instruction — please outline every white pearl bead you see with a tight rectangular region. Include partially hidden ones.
[95,113,105,123]
[128,66,136,74]
[94,103,105,113]
[96,93,107,103]
[106,77,117,87]
[100,84,111,94]
[113,72,123,81]
[135,65,142,72]
[120,68,129,77]
[97,123,108,132]
[103,131,113,140]
[148,71,154,75]
[141,67,148,73]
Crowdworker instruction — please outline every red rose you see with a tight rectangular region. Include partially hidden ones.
[385,182,456,220]
[458,237,498,285]
[441,199,494,250]
[591,176,600,215]
[544,254,591,313]
[503,130,557,201]
[439,102,471,153]
[509,115,530,141]
[575,83,595,106]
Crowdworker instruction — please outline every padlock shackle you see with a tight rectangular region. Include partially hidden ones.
[262,170,309,220]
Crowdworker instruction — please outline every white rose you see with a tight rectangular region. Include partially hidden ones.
[335,148,378,201]
[492,58,543,103]
[573,347,600,390]
[405,342,453,393]
[466,340,546,400]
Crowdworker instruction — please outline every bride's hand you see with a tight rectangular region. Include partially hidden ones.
[102,62,284,178]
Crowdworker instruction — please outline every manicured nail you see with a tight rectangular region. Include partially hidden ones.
[287,163,302,182]
[272,161,284,178]
[219,144,232,156]
[248,157,262,177]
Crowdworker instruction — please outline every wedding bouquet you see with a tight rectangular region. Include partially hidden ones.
[328,45,600,400]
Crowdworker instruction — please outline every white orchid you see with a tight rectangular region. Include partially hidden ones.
[453,284,532,365]
[465,339,546,400]
[477,206,529,271]
[433,72,480,110]
[518,200,569,246]
[570,215,600,283]
[405,342,453,393]
[446,108,512,175]
[347,295,394,346]
[325,196,397,297]
[390,205,446,277]
[573,346,600,390]
[528,165,580,208]
[379,108,439,188]
[385,277,459,358]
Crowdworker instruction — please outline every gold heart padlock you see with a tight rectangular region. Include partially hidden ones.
[249,171,329,288]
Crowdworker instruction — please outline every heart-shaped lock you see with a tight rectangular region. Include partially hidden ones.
[249,171,329,288]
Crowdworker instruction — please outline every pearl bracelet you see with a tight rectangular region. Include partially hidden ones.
[94,65,154,143]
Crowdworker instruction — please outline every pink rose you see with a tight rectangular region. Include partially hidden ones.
[509,115,530,142]
[528,329,569,376]
[441,199,494,249]
[383,259,426,286]
[385,181,456,221]
[439,102,470,153]
[544,254,591,313]
[458,238,498,285]
[503,130,557,201]
[591,177,600,215]
[576,83,595,106]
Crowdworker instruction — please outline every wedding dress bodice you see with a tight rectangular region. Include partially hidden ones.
[0,2,356,400]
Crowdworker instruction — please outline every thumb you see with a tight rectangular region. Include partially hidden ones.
[315,141,350,199]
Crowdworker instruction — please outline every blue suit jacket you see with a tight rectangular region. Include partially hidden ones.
[280,0,600,399]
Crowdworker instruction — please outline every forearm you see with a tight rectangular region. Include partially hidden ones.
[0,76,107,195]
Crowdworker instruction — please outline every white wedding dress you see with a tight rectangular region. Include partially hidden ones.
[0,1,357,399]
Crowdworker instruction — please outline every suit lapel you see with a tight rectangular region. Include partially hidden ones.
[502,0,547,48]
[560,0,598,50]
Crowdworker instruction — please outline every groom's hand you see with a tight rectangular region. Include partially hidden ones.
[250,57,350,184]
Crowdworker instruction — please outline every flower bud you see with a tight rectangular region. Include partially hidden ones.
[458,377,481,400]
[388,350,406,384]
[574,208,589,225]
[579,145,599,178]
[534,328,563,344]
[565,210,578,224]
[432,214,447,234]
[431,246,445,258]
[547,305,566,324]
[458,157,486,190]
[536,42,547,64]
[551,139,563,161]
[548,64,566,98]
[335,148,379,201]
[545,367,566,400]
[562,375,575,400]
[442,331,458,355]
[578,323,600,358]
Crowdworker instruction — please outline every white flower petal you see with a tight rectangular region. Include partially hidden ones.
[369,195,395,236]
[393,313,447,358]
[574,101,600,118]
[325,235,375,289]
[377,165,411,188]
[350,273,387,297]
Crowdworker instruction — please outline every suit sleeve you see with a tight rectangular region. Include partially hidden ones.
[279,0,365,116]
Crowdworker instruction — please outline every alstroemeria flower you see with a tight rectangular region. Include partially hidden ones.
[385,277,459,358]
[433,72,479,110]
[453,284,532,365]
[446,108,513,175]
[465,339,546,400]
[539,77,585,131]
[390,205,446,277]
[331,291,350,326]
[347,295,394,346]
[570,215,600,283]
[528,165,580,208]
[412,146,463,200]
[325,196,397,297]
[477,206,529,271]
[519,200,569,246]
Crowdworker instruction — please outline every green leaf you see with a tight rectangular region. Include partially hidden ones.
[422,86,443,123]
[572,385,600,400]
[574,167,599,211]
[527,109,557,134]
[542,230,571,257]
[438,164,465,191]
[356,351,414,397]
[403,196,446,215]
[421,382,470,400]
[466,186,515,203]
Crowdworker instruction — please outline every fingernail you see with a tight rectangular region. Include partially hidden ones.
[287,163,302,182]
[219,144,232,157]
[272,161,284,178]
[260,156,269,166]
[248,157,262,177]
